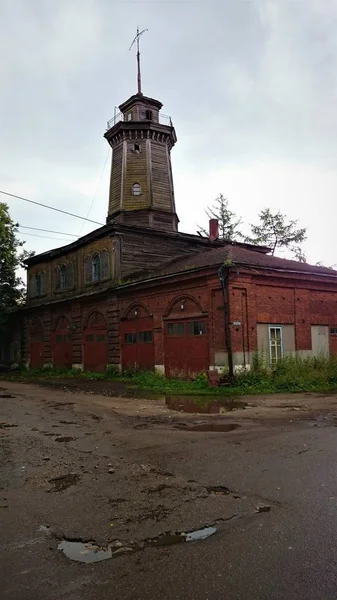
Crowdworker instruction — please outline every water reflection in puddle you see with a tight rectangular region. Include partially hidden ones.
[148,526,217,547]
[58,540,112,563]
[165,396,245,414]
[174,423,240,433]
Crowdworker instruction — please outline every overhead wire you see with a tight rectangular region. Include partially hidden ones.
[18,231,76,242]
[19,225,77,238]
[78,149,110,236]
[0,190,104,226]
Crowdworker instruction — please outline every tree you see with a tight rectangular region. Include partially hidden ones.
[0,203,32,331]
[246,208,307,261]
[198,194,243,241]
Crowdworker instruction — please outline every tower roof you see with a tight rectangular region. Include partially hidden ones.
[119,93,163,113]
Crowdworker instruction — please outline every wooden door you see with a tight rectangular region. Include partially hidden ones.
[121,315,154,371]
[83,312,107,372]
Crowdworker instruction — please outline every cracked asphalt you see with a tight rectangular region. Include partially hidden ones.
[1,380,337,599]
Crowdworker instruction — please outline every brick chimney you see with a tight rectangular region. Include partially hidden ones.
[209,219,219,241]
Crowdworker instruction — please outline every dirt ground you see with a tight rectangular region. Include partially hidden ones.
[2,379,337,600]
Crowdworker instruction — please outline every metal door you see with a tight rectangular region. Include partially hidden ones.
[121,316,154,371]
[30,318,44,368]
[164,319,208,378]
[83,311,107,372]
[54,331,72,369]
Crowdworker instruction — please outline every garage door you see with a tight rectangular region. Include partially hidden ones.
[121,316,154,371]
[164,319,208,378]
[53,317,72,369]
[83,311,107,372]
[30,318,44,369]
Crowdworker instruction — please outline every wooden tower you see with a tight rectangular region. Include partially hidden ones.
[104,30,178,232]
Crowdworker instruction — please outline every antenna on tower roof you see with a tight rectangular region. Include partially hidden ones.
[129,26,148,95]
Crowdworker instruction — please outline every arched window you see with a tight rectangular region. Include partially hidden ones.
[101,250,109,279]
[84,256,92,283]
[40,271,46,295]
[66,263,74,288]
[92,254,101,281]
[132,183,141,196]
[55,266,61,291]
[35,273,41,296]
[60,265,67,290]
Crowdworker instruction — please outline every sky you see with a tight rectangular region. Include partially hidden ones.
[1,0,337,278]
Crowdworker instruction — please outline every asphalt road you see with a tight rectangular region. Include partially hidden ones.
[1,380,337,600]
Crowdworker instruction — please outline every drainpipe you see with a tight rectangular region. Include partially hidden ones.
[218,265,234,380]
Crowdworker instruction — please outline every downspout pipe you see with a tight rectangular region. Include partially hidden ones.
[218,264,234,380]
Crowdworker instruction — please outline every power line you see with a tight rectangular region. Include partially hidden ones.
[0,190,104,226]
[19,225,77,238]
[18,231,75,242]
[78,150,110,236]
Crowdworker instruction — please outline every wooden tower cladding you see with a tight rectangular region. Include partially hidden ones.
[104,94,178,232]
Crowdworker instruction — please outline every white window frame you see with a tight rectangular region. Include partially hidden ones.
[268,325,284,364]
[132,183,141,196]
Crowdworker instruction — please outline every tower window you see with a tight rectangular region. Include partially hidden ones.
[145,109,152,120]
[127,112,132,121]
[132,183,141,196]
[134,143,140,153]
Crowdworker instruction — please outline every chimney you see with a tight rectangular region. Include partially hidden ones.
[209,219,219,242]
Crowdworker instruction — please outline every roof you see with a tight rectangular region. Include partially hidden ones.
[24,222,269,267]
[149,244,337,279]
[119,93,163,112]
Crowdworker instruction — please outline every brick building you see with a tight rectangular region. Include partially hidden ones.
[7,80,337,375]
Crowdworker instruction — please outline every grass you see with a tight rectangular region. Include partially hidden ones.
[3,355,337,398]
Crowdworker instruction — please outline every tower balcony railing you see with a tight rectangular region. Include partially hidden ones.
[106,112,172,131]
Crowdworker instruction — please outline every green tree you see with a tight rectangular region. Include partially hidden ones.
[198,194,243,241]
[0,203,32,331]
[246,208,307,261]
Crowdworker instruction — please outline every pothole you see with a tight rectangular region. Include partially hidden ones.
[174,423,240,433]
[55,436,76,443]
[58,525,217,563]
[0,395,15,399]
[0,422,18,428]
[207,486,231,495]
[48,473,79,492]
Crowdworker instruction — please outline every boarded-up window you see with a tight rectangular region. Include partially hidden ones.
[35,273,42,296]
[101,250,109,279]
[67,263,74,288]
[40,271,46,295]
[84,256,92,283]
[30,275,36,297]
[55,266,61,291]
[60,265,67,290]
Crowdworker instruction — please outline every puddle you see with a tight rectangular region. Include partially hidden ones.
[174,423,240,433]
[55,436,75,443]
[148,526,217,547]
[58,540,112,563]
[165,396,245,414]
[48,473,79,492]
[59,525,217,563]
[0,394,15,399]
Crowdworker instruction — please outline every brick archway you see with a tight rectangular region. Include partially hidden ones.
[83,311,107,372]
[29,318,44,368]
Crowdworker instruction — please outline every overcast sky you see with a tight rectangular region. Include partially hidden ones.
[1,0,337,273]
